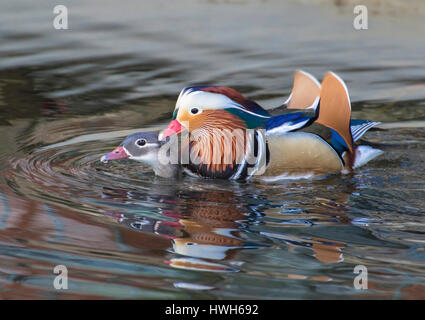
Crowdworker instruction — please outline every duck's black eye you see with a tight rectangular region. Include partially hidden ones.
[135,139,147,147]
[190,107,199,115]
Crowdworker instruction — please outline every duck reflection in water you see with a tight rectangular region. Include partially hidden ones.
[101,187,263,272]
[100,186,348,274]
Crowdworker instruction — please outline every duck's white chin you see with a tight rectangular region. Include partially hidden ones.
[130,153,158,166]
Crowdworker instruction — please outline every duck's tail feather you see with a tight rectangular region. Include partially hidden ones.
[352,146,383,169]
[350,120,381,142]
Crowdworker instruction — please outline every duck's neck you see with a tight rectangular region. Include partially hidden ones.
[137,150,180,179]
[152,162,180,179]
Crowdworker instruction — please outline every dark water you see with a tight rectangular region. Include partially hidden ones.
[0,0,425,299]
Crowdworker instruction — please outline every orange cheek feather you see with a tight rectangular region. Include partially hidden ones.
[177,111,205,132]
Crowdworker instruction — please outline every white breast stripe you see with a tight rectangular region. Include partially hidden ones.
[230,157,246,180]
[247,129,267,179]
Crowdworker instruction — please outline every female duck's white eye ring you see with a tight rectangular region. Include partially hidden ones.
[190,107,202,115]
[135,139,147,147]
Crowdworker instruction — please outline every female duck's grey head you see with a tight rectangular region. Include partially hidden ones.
[101,132,179,178]
[101,132,160,163]
[122,132,162,163]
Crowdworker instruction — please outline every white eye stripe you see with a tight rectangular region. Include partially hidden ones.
[138,142,158,147]
[134,140,159,148]
[176,90,271,119]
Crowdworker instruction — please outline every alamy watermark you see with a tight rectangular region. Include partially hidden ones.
[353,265,368,290]
[53,5,68,30]
[155,126,268,176]
[53,265,68,290]
[353,5,368,30]
[52,5,368,32]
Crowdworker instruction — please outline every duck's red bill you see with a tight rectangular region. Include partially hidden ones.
[101,146,128,162]
[160,120,183,140]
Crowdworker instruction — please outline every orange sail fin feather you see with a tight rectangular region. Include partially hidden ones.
[286,70,321,110]
[316,72,354,153]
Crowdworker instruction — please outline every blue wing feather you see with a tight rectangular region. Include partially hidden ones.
[266,112,312,134]
[265,115,379,155]
[330,129,348,154]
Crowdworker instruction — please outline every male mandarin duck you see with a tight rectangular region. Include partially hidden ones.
[158,71,382,179]
[102,71,382,180]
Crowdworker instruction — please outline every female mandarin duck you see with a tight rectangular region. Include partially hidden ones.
[102,71,382,179]
[101,131,180,178]
[157,71,382,179]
